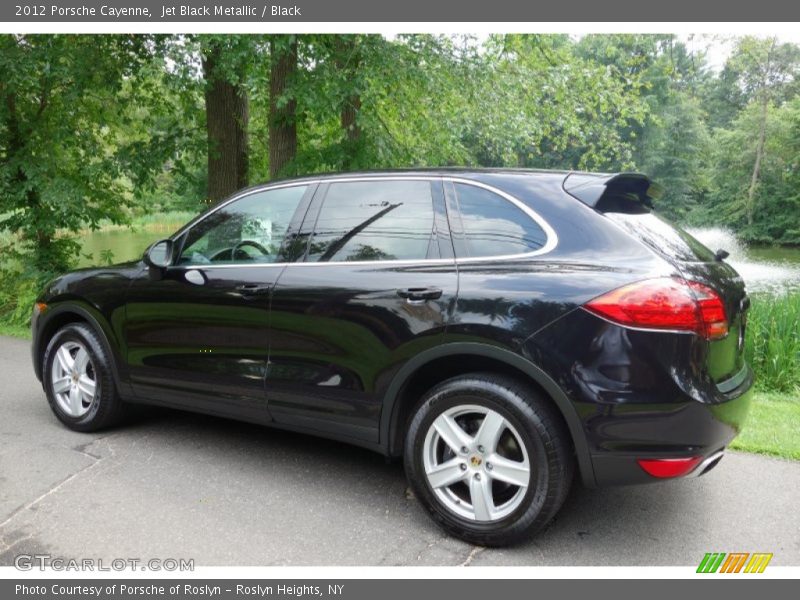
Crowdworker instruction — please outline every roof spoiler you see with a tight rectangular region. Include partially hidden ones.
[562,172,663,209]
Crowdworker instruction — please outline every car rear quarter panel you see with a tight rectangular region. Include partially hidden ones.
[523,308,752,485]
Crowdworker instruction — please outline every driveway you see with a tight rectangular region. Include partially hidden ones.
[1,335,798,566]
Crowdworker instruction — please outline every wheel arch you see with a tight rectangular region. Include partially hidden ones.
[380,343,596,487]
[34,303,126,393]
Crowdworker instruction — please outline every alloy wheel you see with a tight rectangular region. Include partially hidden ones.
[422,404,531,522]
[50,340,97,418]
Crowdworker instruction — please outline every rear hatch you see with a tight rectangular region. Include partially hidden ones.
[564,172,750,387]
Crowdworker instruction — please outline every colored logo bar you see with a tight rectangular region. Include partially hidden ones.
[697,553,773,573]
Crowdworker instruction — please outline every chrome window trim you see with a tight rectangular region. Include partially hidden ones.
[173,176,558,269]
[447,177,558,263]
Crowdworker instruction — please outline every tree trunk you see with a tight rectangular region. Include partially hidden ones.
[335,36,362,170]
[269,36,297,179]
[746,96,769,226]
[746,38,778,227]
[341,91,362,142]
[202,42,249,205]
[5,90,54,272]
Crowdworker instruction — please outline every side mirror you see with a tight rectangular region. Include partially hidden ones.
[144,239,174,269]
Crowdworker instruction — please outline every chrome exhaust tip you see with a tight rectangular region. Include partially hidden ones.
[688,449,725,478]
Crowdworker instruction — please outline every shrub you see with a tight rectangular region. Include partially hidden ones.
[745,292,800,393]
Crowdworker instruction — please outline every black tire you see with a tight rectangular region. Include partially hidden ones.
[42,322,127,432]
[404,373,574,546]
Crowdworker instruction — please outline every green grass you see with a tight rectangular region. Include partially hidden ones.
[730,392,800,460]
[745,292,800,393]
[0,323,30,339]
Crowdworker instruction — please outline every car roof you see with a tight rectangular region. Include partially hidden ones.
[257,167,616,188]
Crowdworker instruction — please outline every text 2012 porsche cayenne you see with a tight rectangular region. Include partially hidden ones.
[31,169,752,545]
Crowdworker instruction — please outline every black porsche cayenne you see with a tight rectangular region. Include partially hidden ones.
[31,169,752,545]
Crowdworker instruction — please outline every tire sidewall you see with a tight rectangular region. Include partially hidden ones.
[404,378,556,544]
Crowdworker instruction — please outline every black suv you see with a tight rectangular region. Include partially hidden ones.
[31,169,752,545]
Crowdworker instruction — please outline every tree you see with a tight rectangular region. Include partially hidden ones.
[726,37,799,225]
[333,35,364,169]
[702,62,748,130]
[201,36,251,204]
[704,98,800,244]
[639,90,710,221]
[0,35,159,274]
[290,34,372,172]
[624,38,712,219]
[268,35,297,179]
[471,34,649,170]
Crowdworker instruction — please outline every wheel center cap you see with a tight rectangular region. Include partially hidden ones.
[469,455,482,468]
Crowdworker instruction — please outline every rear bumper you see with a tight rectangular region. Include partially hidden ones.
[589,368,752,486]
[524,309,754,487]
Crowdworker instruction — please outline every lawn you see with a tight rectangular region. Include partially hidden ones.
[0,323,29,339]
[731,391,800,460]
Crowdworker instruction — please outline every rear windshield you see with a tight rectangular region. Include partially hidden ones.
[604,209,716,263]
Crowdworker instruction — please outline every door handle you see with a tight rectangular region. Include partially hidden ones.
[184,269,205,286]
[396,287,443,301]
[235,284,271,296]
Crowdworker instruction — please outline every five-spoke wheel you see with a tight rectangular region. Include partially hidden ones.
[405,373,574,546]
[50,340,97,418]
[423,405,530,522]
[42,322,127,431]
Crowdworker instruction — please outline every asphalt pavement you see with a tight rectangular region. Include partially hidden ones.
[1,335,798,566]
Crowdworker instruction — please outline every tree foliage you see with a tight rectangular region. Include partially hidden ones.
[699,37,800,242]
[1,33,799,318]
[1,36,148,272]
[702,98,800,244]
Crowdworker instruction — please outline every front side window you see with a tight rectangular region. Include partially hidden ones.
[306,180,436,262]
[178,185,308,265]
[454,183,547,258]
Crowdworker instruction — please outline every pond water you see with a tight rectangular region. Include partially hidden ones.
[78,225,182,268]
[78,223,800,295]
[687,227,800,295]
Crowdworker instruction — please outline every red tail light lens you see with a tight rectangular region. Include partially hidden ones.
[584,278,728,340]
[687,281,729,339]
[637,457,702,478]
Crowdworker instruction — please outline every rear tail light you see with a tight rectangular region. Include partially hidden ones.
[584,278,728,340]
[637,457,702,478]
[687,281,729,339]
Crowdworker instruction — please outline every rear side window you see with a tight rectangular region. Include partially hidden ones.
[453,183,547,257]
[602,201,716,263]
[307,180,436,262]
